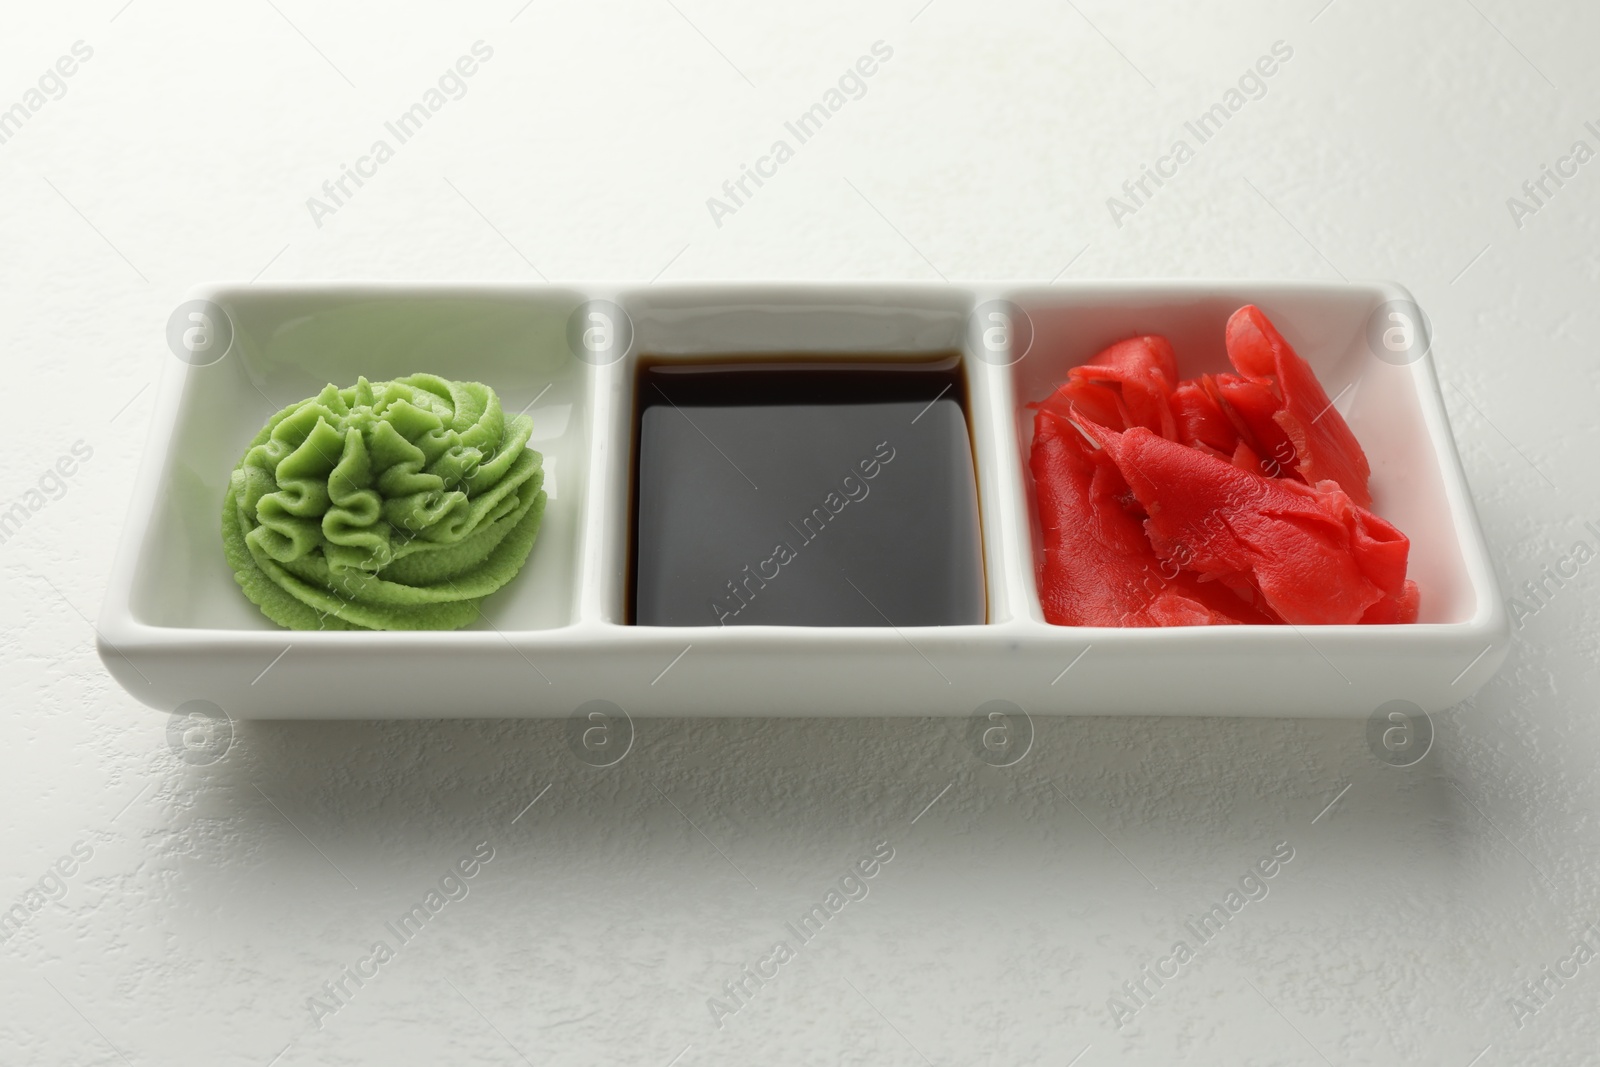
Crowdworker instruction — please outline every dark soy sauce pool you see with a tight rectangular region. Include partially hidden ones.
[630,355,986,627]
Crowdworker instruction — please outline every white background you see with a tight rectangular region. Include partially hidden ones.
[2,0,1598,1064]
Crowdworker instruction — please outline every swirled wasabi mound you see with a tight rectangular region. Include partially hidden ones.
[222,374,545,631]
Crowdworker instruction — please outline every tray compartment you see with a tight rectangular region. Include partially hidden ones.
[592,285,1011,626]
[998,282,1481,626]
[125,286,596,633]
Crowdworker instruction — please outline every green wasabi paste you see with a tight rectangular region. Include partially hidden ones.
[222,374,545,631]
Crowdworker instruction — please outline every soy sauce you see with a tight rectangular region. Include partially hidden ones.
[630,355,986,627]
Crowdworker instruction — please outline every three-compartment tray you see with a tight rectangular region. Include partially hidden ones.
[99,281,1509,718]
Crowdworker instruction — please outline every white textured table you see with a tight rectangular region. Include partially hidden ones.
[3,1,1596,1063]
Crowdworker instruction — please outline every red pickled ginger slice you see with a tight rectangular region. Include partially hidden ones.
[1030,410,1268,626]
[1225,305,1372,506]
[1036,378,1131,433]
[1079,422,1414,625]
[1170,379,1239,455]
[1068,335,1179,440]
[1209,373,1301,482]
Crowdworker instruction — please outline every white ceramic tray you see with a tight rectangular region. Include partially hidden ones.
[98,282,1508,719]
